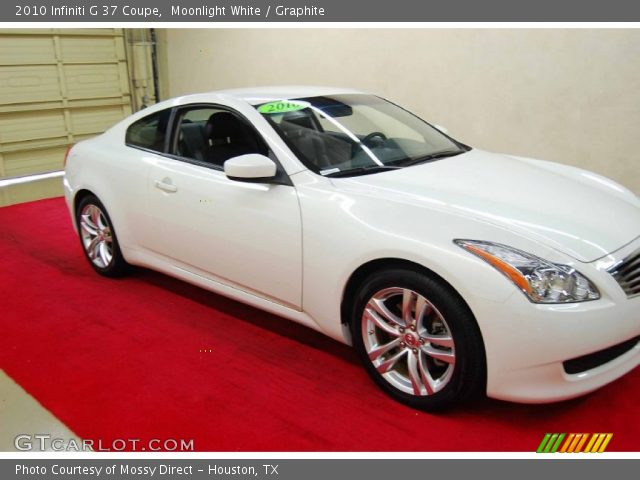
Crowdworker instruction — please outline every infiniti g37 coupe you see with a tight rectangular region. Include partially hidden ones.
[64,87,640,410]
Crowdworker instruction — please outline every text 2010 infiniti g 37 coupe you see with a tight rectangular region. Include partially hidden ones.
[64,86,640,410]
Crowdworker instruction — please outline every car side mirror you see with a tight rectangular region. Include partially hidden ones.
[434,124,449,135]
[224,154,277,182]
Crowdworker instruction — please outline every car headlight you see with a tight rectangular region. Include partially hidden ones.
[454,240,600,303]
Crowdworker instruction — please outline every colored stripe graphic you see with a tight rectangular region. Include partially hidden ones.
[584,434,598,452]
[536,434,552,453]
[598,434,613,453]
[544,433,558,453]
[575,433,589,453]
[536,433,565,453]
[537,433,613,453]
[550,433,565,452]
[559,433,575,453]
[567,433,582,452]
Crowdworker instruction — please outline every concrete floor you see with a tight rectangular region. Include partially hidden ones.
[0,369,82,451]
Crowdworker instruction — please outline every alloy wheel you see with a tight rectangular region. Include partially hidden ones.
[362,287,456,396]
[79,203,114,269]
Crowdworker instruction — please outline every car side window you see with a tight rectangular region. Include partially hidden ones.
[125,109,171,152]
[171,106,268,168]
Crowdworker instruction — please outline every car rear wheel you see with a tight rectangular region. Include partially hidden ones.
[76,194,130,277]
[351,268,485,411]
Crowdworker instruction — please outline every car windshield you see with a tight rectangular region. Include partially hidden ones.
[256,94,467,177]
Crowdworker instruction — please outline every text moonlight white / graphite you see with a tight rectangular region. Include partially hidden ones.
[170,4,326,18]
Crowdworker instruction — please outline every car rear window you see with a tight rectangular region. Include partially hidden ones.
[125,109,171,153]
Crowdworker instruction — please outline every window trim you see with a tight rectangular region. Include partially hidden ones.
[168,103,270,169]
[124,108,173,155]
[125,103,293,186]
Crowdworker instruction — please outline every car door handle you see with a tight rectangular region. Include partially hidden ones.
[155,179,177,193]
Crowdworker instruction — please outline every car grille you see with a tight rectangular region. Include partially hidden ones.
[608,248,640,298]
[563,336,640,375]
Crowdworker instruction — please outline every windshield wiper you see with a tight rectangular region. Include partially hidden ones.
[394,149,465,167]
[323,165,402,178]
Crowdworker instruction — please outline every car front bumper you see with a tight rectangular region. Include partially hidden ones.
[475,241,640,403]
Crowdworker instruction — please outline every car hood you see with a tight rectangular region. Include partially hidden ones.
[336,149,640,262]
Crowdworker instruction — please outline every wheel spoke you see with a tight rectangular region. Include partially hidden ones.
[402,289,416,325]
[421,344,456,364]
[80,219,97,236]
[368,297,403,326]
[368,337,401,361]
[407,353,425,395]
[82,212,98,231]
[416,302,433,330]
[99,241,111,266]
[89,206,101,228]
[97,213,108,230]
[86,236,101,259]
[423,333,454,348]
[417,353,436,395]
[414,294,427,324]
[375,349,407,374]
[364,306,400,337]
[407,352,437,395]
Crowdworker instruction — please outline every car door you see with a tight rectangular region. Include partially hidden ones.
[143,104,302,309]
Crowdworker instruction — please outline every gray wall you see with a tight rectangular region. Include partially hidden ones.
[161,29,640,193]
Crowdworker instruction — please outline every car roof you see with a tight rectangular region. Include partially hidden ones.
[176,86,366,106]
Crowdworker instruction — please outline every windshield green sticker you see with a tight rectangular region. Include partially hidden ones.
[257,100,309,114]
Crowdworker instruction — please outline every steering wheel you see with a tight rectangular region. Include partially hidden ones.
[362,131,387,146]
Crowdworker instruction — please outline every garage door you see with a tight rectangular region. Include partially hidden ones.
[0,29,133,180]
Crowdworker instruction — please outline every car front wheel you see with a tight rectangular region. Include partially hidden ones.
[351,268,485,411]
[76,194,130,277]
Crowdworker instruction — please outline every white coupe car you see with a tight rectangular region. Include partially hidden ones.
[64,86,640,410]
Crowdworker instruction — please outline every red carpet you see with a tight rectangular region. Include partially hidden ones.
[1,197,639,451]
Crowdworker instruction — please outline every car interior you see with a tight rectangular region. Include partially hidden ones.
[276,112,353,170]
[262,97,439,172]
[175,109,268,167]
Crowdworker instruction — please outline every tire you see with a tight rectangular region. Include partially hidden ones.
[350,267,485,411]
[75,194,130,277]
